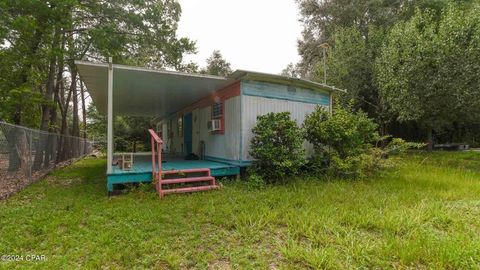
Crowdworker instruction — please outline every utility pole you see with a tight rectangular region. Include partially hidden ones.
[320,43,330,84]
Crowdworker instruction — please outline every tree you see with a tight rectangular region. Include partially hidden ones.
[295,0,411,78]
[280,63,300,78]
[294,0,475,141]
[202,50,232,77]
[375,4,480,150]
[1,0,197,168]
[323,26,392,135]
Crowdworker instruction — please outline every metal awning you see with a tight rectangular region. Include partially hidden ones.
[76,61,234,117]
[76,61,346,118]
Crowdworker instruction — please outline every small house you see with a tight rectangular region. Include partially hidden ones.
[76,60,343,196]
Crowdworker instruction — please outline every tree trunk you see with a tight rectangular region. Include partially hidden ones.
[72,72,80,157]
[33,28,60,170]
[80,81,88,154]
[427,126,434,152]
[17,129,30,177]
[45,33,66,167]
[57,72,75,162]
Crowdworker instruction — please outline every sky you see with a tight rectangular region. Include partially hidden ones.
[176,0,303,74]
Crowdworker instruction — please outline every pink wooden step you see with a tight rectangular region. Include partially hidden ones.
[160,176,214,185]
[161,185,220,195]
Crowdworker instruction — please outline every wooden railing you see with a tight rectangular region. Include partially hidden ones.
[148,129,163,185]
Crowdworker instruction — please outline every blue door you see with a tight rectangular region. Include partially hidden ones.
[184,113,193,154]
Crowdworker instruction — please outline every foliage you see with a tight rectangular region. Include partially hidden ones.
[304,105,379,158]
[384,138,426,155]
[201,50,232,77]
[86,104,152,152]
[245,173,266,190]
[376,3,480,148]
[0,0,196,129]
[2,152,480,268]
[295,0,460,78]
[249,112,305,182]
[325,148,386,178]
[322,26,393,131]
[303,105,382,178]
[280,63,300,78]
[295,0,479,145]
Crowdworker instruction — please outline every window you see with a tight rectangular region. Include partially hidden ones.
[212,102,223,118]
[177,116,183,137]
[211,101,225,134]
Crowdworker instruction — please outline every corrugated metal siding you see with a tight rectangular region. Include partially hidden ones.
[197,96,241,160]
[241,95,328,160]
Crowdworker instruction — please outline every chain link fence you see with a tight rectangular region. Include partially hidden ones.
[0,122,93,199]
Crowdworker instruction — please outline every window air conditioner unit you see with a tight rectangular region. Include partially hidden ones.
[208,119,221,132]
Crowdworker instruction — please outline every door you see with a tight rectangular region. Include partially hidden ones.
[184,113,193,154]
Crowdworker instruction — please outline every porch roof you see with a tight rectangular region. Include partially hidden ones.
[75,61,234,117]
[76,61,345,118]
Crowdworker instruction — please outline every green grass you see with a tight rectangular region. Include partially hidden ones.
[1,152,480,269]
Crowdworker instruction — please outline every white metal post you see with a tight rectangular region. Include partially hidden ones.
[329,93,333,115]
[107,57,113,174]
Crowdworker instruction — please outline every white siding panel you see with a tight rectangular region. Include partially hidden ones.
[170,117,183,154]
[198,96,241,160]
[241,95,327,160]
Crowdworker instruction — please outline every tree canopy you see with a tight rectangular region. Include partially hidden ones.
[376,3,480,148]
[294,0,480,146]
[201,50,232,77]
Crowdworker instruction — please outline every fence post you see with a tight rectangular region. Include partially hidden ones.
[29,130,32,179]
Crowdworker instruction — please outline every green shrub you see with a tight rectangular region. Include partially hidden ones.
[327,148,389,178]
[303,105,380,178]
[304,105,379,158]
[303,106,424,178]
[245,173,265,190]
[384,138,425,156]
[249,112,305,182]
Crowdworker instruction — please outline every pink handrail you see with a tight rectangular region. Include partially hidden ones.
[148,129,163,194]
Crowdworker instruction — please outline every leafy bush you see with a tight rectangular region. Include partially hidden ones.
[303,106,380,178]
[327,148,388,178]
[304,105,379,156]
[304,105,379,158]
[384,138,425,156]
[304,106,424,178]
[245,173,265,190]
[249,112,305,182]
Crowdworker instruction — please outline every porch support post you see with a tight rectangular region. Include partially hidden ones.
[329,92,333,114]
[107,57,114,174]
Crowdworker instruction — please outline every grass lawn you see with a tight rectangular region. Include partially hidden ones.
[1,152,480,269]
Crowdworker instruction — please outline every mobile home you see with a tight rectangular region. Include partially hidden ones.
[76,61,343,196]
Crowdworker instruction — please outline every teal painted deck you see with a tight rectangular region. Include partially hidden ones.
[107,155,240,192]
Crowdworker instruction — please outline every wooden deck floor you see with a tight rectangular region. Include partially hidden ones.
[107,154,240,192]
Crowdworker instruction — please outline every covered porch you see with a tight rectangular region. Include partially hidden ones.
[76,59,241,195]
[108,153,240,192]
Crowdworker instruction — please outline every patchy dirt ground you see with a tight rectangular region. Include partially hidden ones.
[0,158,73,200]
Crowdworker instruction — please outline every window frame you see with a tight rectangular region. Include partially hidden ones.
[210,101,225,134]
